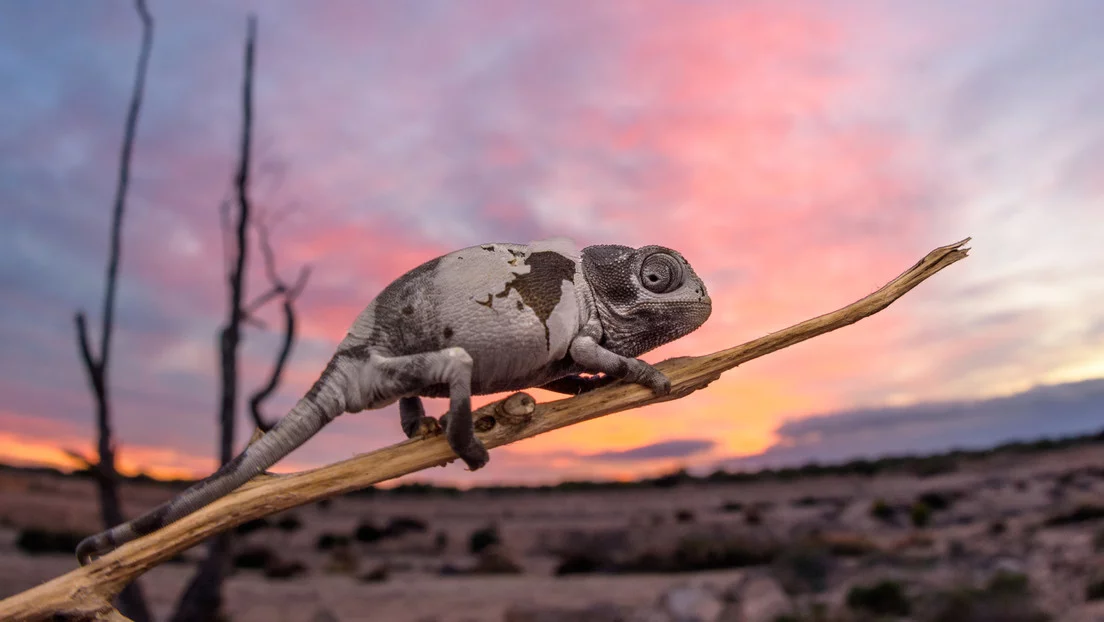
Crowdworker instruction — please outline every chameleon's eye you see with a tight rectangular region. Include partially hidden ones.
[639,252,684,294]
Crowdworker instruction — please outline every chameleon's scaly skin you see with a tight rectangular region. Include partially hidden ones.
[76,237,711,564]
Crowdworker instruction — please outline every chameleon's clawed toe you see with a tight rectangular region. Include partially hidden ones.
[648,373,672,396]
[413,416,442,439]
[459,442,490,471]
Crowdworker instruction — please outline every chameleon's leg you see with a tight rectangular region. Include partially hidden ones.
[567,336,672,396]
[399,396,441,439]
[538,374,610,395]
[370,348,489,470]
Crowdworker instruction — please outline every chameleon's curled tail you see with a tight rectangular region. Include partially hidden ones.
[75,358,348,565]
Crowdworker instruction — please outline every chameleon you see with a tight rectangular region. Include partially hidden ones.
[76,237,711,564]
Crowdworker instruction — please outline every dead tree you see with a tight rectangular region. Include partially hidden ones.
[170,15,311,622]
[71,1,154,621]
[246,220,311,432]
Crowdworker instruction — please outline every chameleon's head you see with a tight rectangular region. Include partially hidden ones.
[581,244,712,358]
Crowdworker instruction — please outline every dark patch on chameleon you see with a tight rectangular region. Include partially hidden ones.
[443,326,453,339]
[369,257,442,353]
[401,304,414,316]
[474,294,493,308]
[516,300,524,311]
[481,244,495,252]
[305,356,342,402]
[187,451,250,498]
[131,505,171,537]
[335,342,372,361]
[492,251,576,349]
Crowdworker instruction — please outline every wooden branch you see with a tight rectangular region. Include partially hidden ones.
[0,238,969,622]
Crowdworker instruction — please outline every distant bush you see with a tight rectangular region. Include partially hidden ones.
[316,533,349,551]
[910,501,932,528]
[1044,504,1104,526]
[470,525,501,554]
[917,491,954,511]
[1094,528,1104,552]
[987,571,1029,596]
[989,520,1007,536]
[434,531,448,554]
[745,506,763,526]
[773,542,833,595]
[264,559,307,580]
[233,546,274,570]
[471,547,524,574]
[1087,577,1104,601]
[816,532,880,557]
[384,516,428,537]
[354,522,384,543]
[792,496,820,507]
[554,553,604,576]
[361,564,389,582]
[720,501,743,513]
[846,580,911,616]
[16,528,88,556]
[674,509,695,523]
[870,499,895,523]
[275,514,302,532]
[924,572,1047,622]
[622,534,779,574]
[234,517,270,535]
[910,455,957,477]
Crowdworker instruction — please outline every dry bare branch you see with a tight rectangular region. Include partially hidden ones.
[0,238,969,621]
[247,220,312,431]
[68,1,155,619]
[167,15,258,622]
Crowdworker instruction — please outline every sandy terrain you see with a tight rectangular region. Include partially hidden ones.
[1,441,1103,621]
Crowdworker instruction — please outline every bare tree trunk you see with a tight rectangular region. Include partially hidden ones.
[170,16,257,622]
[72,2,154,621]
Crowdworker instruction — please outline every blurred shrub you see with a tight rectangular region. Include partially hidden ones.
[354,522,384,543]
[233,546,273,570]
[870,499,895,523]
[234,517,270,535]
[1044,504,1104,526]
[264,559,307,580]
[917,491,954,511]
[385,515,428,537]
[470,525,501,554]
[911,501,933,528]
[16,528,88,556]
[846,580,911,616]
[275,514,302,532]
[316,532,349,551]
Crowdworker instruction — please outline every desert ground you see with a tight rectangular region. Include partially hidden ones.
[1,439,1103,622]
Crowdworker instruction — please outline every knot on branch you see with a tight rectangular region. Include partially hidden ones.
[475,392,536,432]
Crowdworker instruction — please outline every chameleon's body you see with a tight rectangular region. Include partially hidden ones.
[76,238,711,564]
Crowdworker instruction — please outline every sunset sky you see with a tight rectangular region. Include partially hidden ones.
[1,0,1102,486]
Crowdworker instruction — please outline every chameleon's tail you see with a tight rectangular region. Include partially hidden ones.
[75,355,348,565]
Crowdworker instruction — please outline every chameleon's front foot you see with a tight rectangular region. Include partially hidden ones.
[627,359,671,396]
